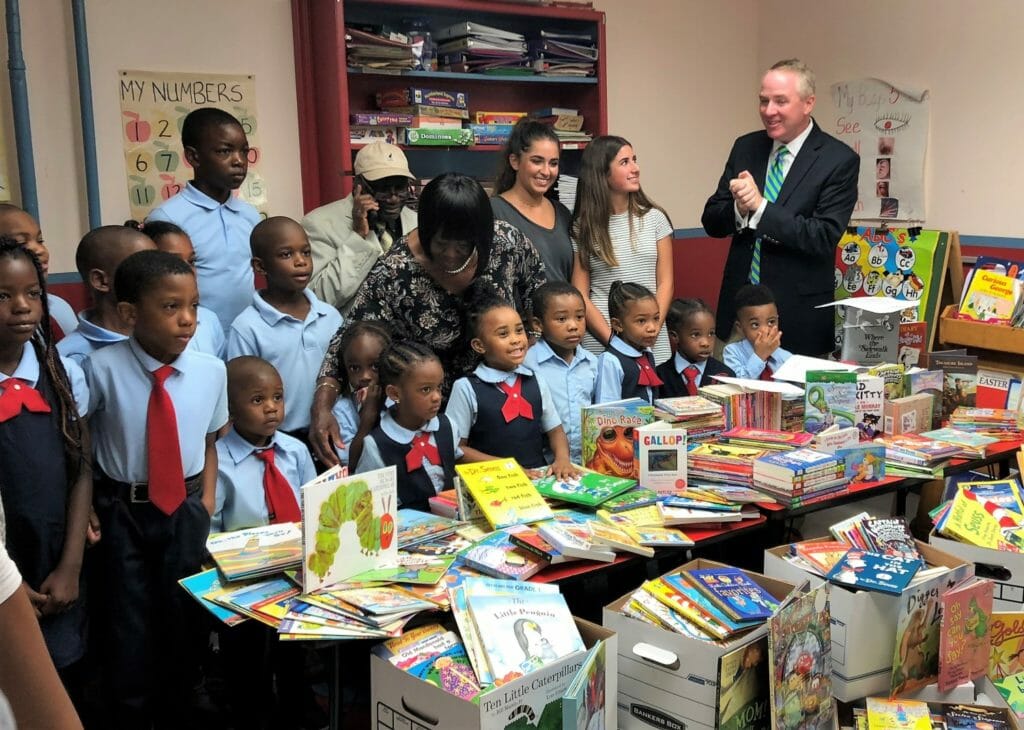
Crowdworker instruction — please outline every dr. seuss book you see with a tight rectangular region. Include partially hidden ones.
[938,578,993,691]
[580,398,655,479]
[206,522,303,581]
[455,459,553,529]
[803,370,857,434]
[855,375,885,440]
[561,640,606,730]
[826,550,922,596]
[836,444,886,483]
[864,697,931,729]
[991,612,1024,680]
[717,635,770,730]
[634,420,688,493]
[767,586,834,730]
[685,566,781,621]
[467,592,584,685]
[301,466,398,593]
[532,468,636,508]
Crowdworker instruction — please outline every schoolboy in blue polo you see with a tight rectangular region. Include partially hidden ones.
[225,216,342,444]
[147,107,260,331]
[85,250,228,728]
[57,225,156,364]
[213,356,314,532]
[723,284,793,381]
[524,281,597,465]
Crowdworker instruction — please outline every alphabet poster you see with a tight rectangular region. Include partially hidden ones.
[118,70,268,221]
[827,78,929,222]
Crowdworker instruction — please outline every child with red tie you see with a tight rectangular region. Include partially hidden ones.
[594,280,664,404]
[445,290,576,478]
[212,355,320,729]
[0,240,92,706]
[723,284,793,381]
[353,341,459,510]
[84,250,228,728]
[656,298,735,397]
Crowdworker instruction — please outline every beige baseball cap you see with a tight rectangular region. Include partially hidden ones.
[353,142,414,181]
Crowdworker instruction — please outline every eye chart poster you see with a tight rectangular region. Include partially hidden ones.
[118,70,268,221]
[827,78,929,222]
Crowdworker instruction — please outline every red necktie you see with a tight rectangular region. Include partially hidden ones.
[255,448,302,524]
[406,431,441,472]
[498,376,534,422]
[147,365,185,516]
[682,366,700,396]
[635,355,664,387]
[0,378,52,422]
[759,364,774,381]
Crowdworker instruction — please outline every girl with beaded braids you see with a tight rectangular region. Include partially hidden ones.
[353,341,460,510]
[0,238,94,686]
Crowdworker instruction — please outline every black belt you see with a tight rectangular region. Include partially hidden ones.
[98,470,203,504]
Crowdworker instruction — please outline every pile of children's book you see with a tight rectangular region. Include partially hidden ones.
[932,473,1024,552]
[751,447,848,507]
[687,441,764,488]
[857,698,1017,729]
[876,432,963,478]
[949,406,1023,440]
[651,395,726,441]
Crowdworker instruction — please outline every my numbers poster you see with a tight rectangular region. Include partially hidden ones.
[834,227,949,350]
[118,70,268,220]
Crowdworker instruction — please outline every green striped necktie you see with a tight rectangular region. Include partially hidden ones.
[749,145,788,284]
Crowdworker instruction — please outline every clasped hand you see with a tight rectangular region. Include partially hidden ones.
[729,170,764,216]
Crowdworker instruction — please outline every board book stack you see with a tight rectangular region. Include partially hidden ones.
[206,522,303,581]
[396,509,460,550]
[698,383,783,431]
[651,395,725,441]
[920,427,998,458]
[751,448,847,507]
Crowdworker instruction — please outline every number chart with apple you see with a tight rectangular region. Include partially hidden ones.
[833,227,951,350]
[118,70,268,221]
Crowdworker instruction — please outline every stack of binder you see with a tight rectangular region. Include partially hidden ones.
[436,21,531,75]
[529,30,598,76]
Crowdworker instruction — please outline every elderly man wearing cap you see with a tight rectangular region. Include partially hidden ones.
[301,142,418,314]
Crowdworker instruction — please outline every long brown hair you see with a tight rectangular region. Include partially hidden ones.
[493,119,561,196]
[572,135,668,270]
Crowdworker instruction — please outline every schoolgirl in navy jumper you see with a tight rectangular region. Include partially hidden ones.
[446,291,576,478]
[594,280,663,404]
[0,240,92,695]
[354,342,461,510]
[656,298,735,397]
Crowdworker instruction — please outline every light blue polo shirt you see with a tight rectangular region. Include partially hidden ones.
[524,338,597,464]
[147,183,261,330]
[85,338,228,483]
[212,426,315,533]
[723,338,793,381]
[58,307,226,363]
[225,289,343,433]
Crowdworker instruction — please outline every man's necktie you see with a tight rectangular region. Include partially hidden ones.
[255,448,302,524]
[635,355,664,388]
[749,145,788,285]
[147,365,185,515]
[499,377,534,422]
[760,363,774,381]
[683,365,700,396]
[0,378,52,422]
[406,432,441,472]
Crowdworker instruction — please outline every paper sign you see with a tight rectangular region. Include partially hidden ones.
[817,296,909,314]
[770,354,858,384]
[711,374,805,396]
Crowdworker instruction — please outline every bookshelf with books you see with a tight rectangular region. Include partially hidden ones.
[292,0,608,210]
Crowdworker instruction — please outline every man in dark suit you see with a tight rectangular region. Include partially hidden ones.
[702,59,859,357]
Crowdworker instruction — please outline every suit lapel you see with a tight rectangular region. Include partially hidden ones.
[752,134,773,192]
[776,123,822,206]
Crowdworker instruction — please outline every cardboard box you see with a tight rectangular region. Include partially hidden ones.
[930,530,1024,610]
[602,559,800,730]
[371,618,617,730]
[764,538,973,702]
[883,393,933,435]
[940,304,1024,355]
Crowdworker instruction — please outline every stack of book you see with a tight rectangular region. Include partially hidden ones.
[751,448,848,507]
[623,565,779,641]
[372,623,481,701]
[920,427,998,458]
[828,512,921,558]
[206,523,303,581]
[876,432,962,477]
[396,509,460,550]
[651,395,725,441]
[435,21,530,75]
[861,699,1016,730]
[781,396,805,432]
[718,427,814,451]
[949,406,1023,440]
[687,442,766,487]
[528,30,598,76]
[699,383,783,431]
[530,106,592,147]
[345,27,419,72]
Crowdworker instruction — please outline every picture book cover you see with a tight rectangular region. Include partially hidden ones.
[930,353,979,422]
[867,363,907,401]
[396,509,458,549]
[371,623,449,666]
[178,569,249,626]
[580,398,655,479]
[587,520,654,557]
[794,541,853,577]
[600,487,660,512]
[836,444,886,483]
[532,468,636,508]
[940,488,1019,549]
[992,672,1024,721]
[447,584,492,687]
[811,425,861,453]
[943,704,1012,729]
[957,267,1021,324]
[861,517,919,559]
[536,521,616,563]
[977,369,1017,409]
[344,551,457,585]
[640,578,730,640]
[467,592,585,685]
[634,420,688,493]
[716,635,770,730]
[767,586,834,730]
[301,466,398,593]
[803,370,857,435]
[407,640,481,702]
[938,578,994,691]
[841,305,901,365]
[460,528,548,581]
[855,375,885,440]
[891,569,965,697]
[561,640,606,730]
[990,612,1024,680]
[864,697,931,729]
[826,549,923,596]
[685,566,781,621]
[662,573,761,634]
[906,369,944,429]
[898,321,928,369]
[206,523,303,581]
[455,459,553,529]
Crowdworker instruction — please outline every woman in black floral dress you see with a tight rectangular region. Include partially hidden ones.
[309,172,546,465]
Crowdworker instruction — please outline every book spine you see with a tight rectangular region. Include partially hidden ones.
[350,112,414,126]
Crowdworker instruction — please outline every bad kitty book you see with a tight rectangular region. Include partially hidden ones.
[767,586,834,730]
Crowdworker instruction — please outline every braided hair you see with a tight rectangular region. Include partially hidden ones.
[666,298,715,332]
[336,320,392,394]
[607,279,656,321]
[377,341,442,389]
[0,238,84,472]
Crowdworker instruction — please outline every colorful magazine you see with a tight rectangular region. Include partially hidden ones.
[767,586,834,730]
